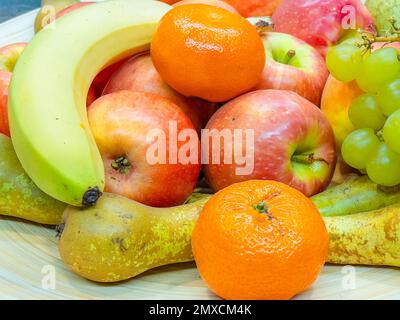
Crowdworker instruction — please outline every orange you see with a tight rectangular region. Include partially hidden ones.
[151,4,265,102]
[192,180,329,300]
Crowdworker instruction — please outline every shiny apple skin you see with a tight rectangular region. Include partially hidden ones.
[255,32,329,106]
[204,90,337,196]
[56,2,95,19]
[0,42,27,136]
[321,75,362,148]
[103,53,219,132]
[0,71,11,136]
[88,90,201,207]
[272,0,374,56]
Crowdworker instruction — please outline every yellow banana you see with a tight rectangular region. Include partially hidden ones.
[9,0,171,206]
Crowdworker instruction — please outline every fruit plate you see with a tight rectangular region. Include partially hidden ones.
[0,8,399,301]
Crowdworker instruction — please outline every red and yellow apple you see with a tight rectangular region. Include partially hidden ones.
[55,1,95,19]
[88,90,201,207]
[0,42,27,136]
[221,0,281,17]
[272,0,374,56]
[172,0,238,13]
[86,85,97,107]
[254,32,329,106]
[90,59,127,99]
[161,0,281,16]
[321,75,363,148]
[204,90,337,197]
[103,53,219,132]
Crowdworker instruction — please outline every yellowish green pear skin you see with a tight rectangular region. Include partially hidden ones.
[59,187,399,283]
[59,193,211,282]
[312,175,400,217]
[0,134,65,225]
[324,204,400,267]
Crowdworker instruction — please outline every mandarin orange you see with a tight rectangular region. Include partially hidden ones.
[151,4,265,102]
[192,180,329,300]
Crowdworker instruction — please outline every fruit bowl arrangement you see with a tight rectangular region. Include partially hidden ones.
[0,0,399,300]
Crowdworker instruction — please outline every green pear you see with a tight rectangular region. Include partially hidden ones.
[366,0,400,36]
[0,134,65,225]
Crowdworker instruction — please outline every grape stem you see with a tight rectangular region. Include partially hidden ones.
[358,18,400,52]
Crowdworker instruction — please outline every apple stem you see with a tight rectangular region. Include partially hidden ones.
[292,153,315,165]
[111,156,131,174]
[282,50,296,64]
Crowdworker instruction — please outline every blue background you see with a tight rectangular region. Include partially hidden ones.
[0,0,41,23]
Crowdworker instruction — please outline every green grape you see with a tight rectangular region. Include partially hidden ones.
[342,128,380,169]
[356,47,400,93]
[376,78,400,116]
[382,109,400,154]
[366,143,400,186]
[348,93,386,130]
[339,31,364,46]
[326,43,363,82]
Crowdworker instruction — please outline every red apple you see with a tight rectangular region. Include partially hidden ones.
[103,53,219,132]
[56,1,95,19]
[221,0,282,17]
[0,42,27,136]
[0,71,11,136]
[173,0,239,14]
[86,85,97,107]
[204,90,337,196]
[163,0,282,16]
[272,0,374,56]
[254,32,329,106]
[90,59,128,98]
[88,90,201,207]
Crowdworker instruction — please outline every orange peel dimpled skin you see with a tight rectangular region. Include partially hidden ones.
[151,4,266,102]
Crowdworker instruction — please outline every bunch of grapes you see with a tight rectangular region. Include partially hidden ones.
[326,36,400,186]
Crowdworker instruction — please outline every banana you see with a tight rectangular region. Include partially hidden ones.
[9,0,171,206]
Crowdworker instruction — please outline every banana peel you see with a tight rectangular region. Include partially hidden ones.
[324,204,400,267]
